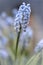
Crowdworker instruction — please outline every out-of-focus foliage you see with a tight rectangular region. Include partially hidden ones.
[0,49,43,65]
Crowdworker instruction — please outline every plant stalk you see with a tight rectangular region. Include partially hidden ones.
[15,24,21,59]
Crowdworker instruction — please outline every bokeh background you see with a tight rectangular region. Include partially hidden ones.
[0,0,43,65]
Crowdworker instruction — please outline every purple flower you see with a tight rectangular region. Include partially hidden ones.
[34,39,43,53]
[0,49,9,58]
[14,2,31,32]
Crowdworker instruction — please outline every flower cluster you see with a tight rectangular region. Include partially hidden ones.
[14,2,31,32]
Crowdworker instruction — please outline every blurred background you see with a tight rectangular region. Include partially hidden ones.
[0,0,43,17]
[0,0,43,65]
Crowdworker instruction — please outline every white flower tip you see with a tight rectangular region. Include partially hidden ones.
[27,4,30,6]
[27,4,31,13]
[22,2,26,5]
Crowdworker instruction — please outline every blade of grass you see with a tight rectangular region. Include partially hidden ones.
[26,52,40,65]
[29,52,40,65]
[26,55,36,65]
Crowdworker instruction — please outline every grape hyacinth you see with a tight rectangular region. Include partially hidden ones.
[0,49,9,58]
[14,2,31,32]
[34,39,43,53]
[14,2,31,58]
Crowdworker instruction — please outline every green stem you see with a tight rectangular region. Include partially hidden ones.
[15,24,21,59]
